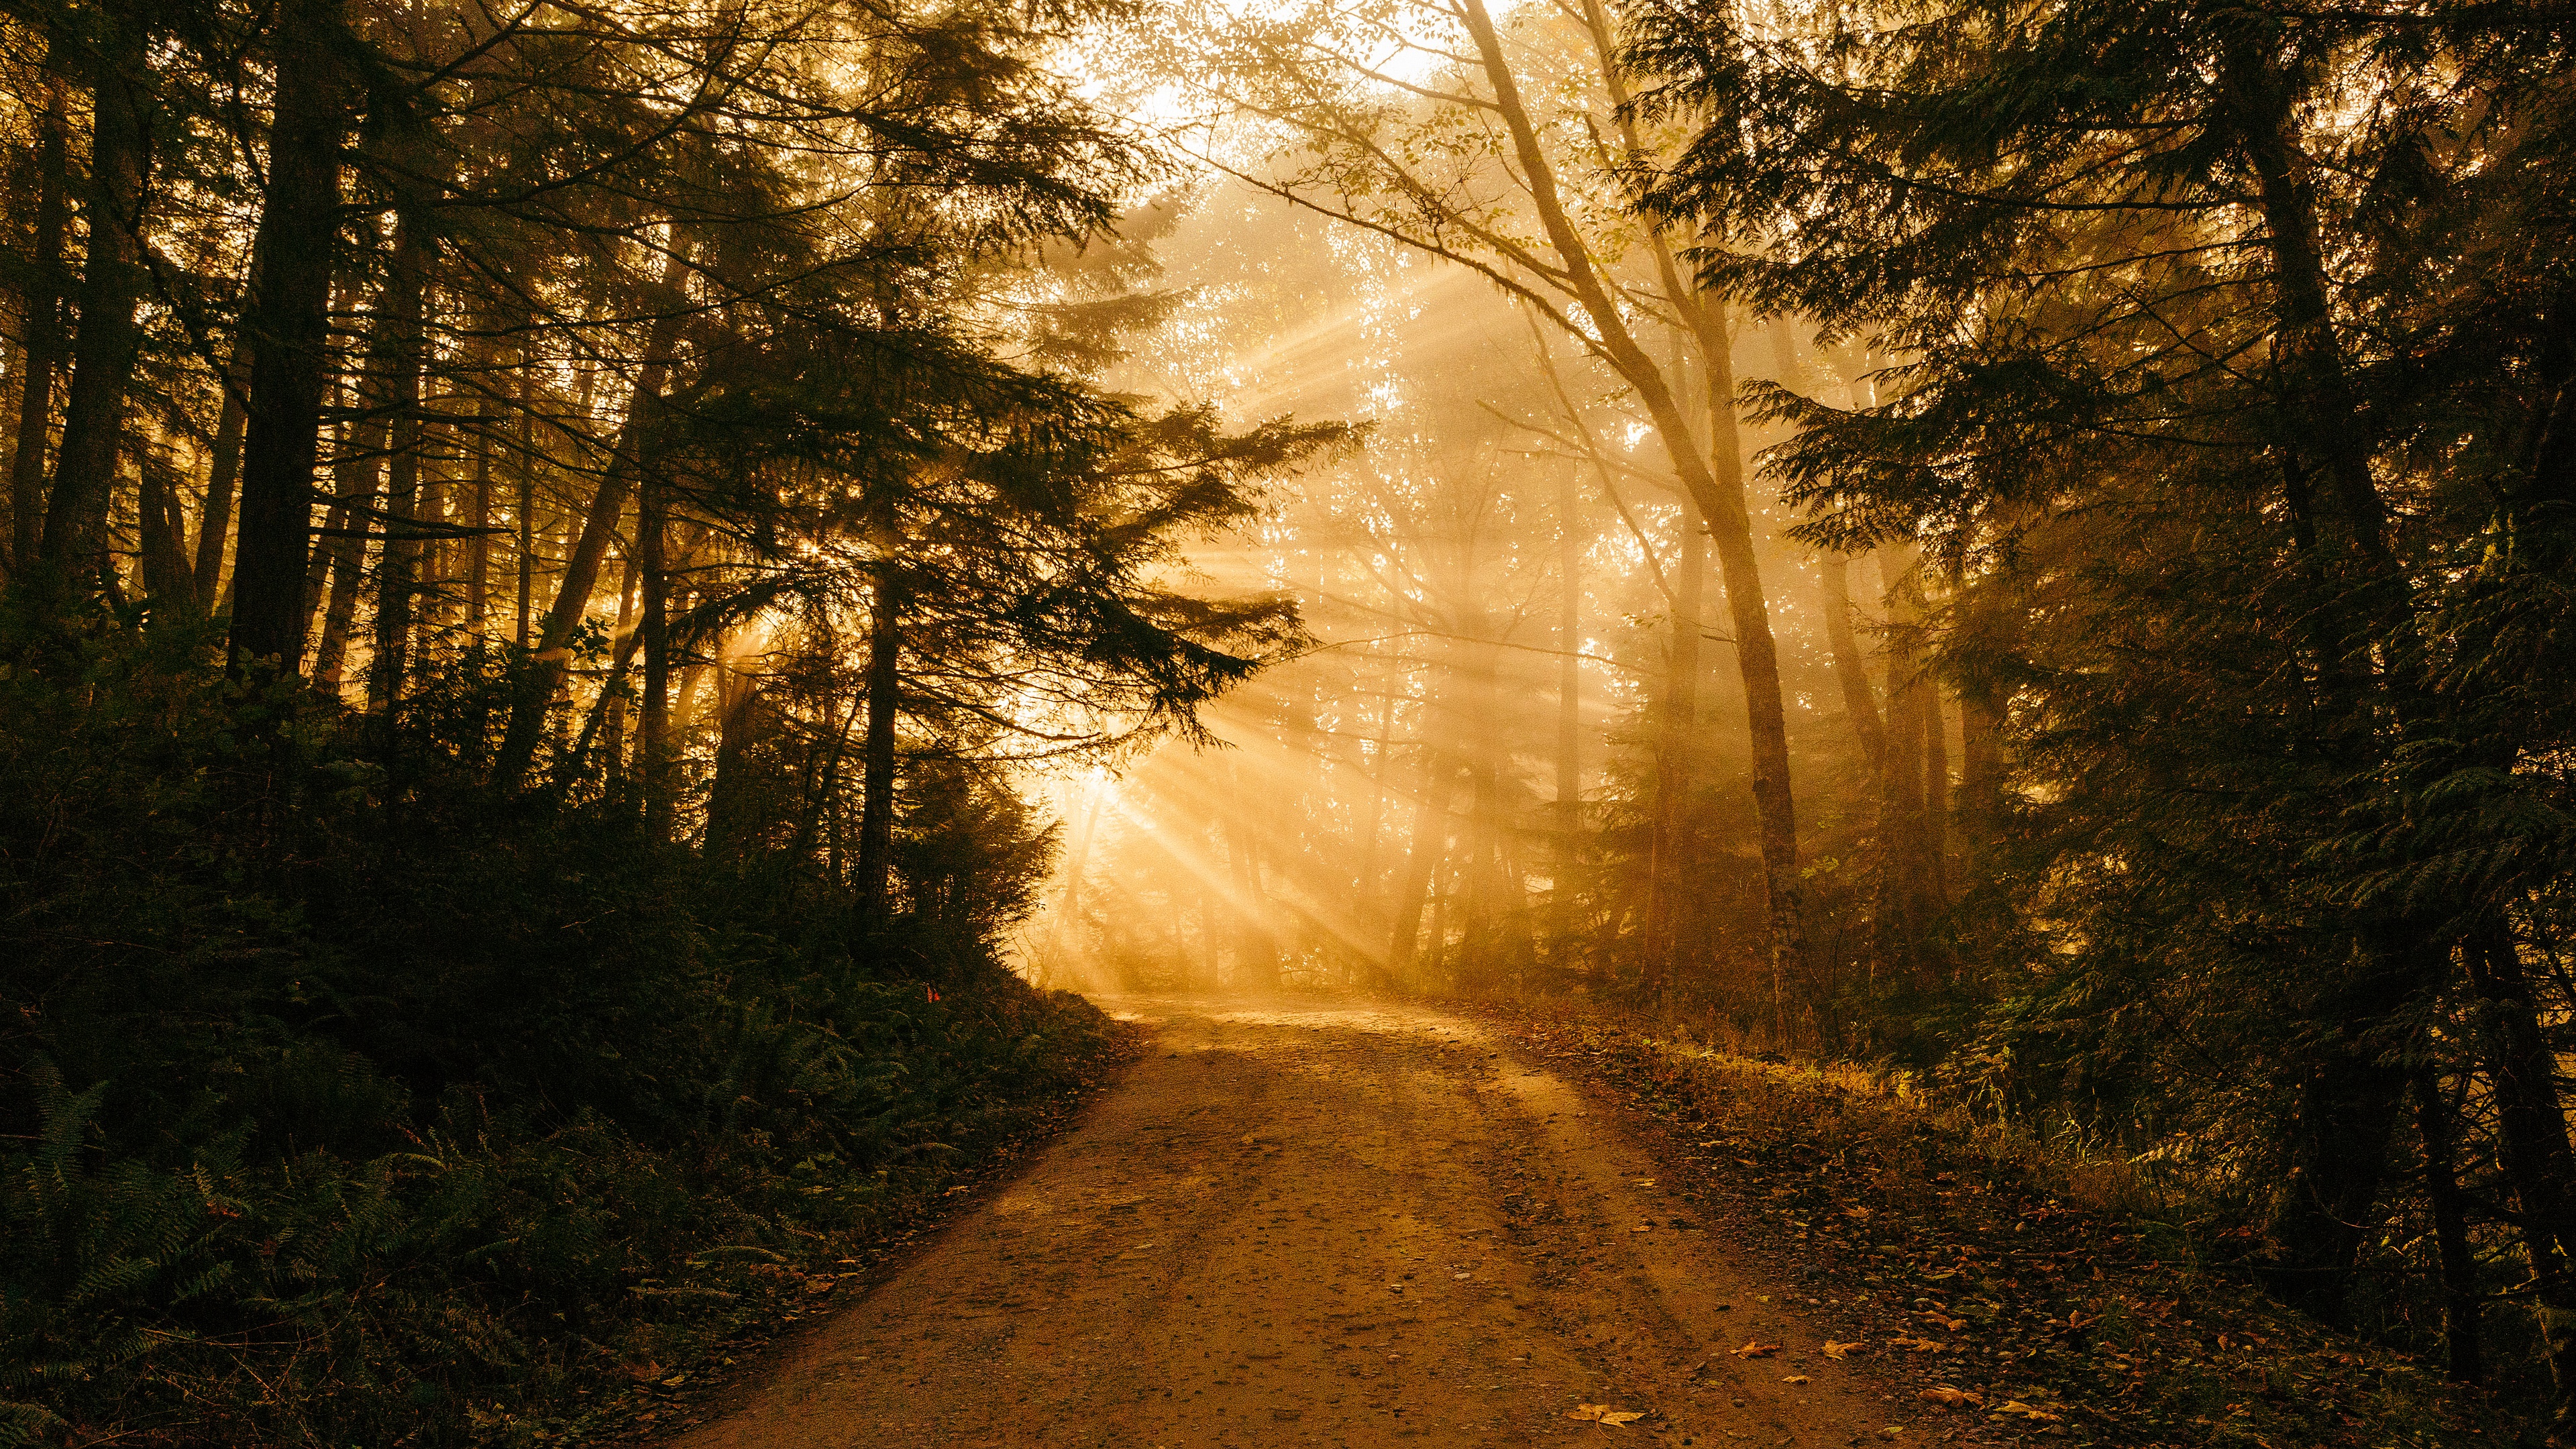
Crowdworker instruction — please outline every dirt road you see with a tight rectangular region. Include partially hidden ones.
[670,998,1914,1447]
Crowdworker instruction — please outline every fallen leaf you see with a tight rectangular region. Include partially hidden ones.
[1919,1387,1984,1409]
[1730,1342,1782,1358]
[1876,1428,1907,1440]
[1566,1404,1609,1421]
[1599,1410,1646,1427]
[1996,1401,2065,1424]
[1823,1340,1866,1360]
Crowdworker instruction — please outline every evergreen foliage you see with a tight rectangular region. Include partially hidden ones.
[0,0,1329,1442]
[1624,0,2576,1419]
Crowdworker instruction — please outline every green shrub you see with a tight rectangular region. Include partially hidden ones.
[0,608,1118,1446]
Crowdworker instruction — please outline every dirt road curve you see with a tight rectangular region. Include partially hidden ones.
[671,998,1911,1448]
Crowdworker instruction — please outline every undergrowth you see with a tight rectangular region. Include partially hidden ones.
[0,610,1124,1447]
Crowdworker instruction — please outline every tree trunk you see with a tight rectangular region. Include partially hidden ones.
[1227,760,1281,990]
[366,199,432,714]
[1923,684,1950,902]
[600,550,640,780]
[639,464,672,841]
[8,76,70,573]
[1645,493,1705,997]
[1386,751,1461,991]
[1960,693,2003,844]
[40,6,156,581]
[2464,919,2576,1415]
[311,379,388,694]
[193,347,250,608]
[136,450,193,606]
[228,0,347,674]
[1877,551,1937,965]
[513,362,535,650]
[2217,40,2392,573]
[1556,464,1582,943]
[2263,1048,2403,1324]
[1050,783,1106,973]
[704,663,760,858]
[490,250,689,790]
[2412,1066,2483,1384]
[1821,554,1889,779]
[856,570,902,919]
[308,508,366,694]
[465,392,491,642]
[1459,0,1801,978]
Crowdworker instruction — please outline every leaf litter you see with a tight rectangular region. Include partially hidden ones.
[1461,1004,2527,1448]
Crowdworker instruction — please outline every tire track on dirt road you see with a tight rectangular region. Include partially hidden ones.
[663,998,1915,1448]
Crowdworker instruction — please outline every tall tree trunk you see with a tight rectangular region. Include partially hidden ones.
[1959,692,2004,844]
[490,250,689,790]
[2263,930,2416,1325]
[465,394,491,643]
[2465,918,2576,1414]
[366,199,432,715]
[2412,1065,2483,1385]
[1460,0,1801,979]
[1686,299,1806,989]
[1820,554,1889,780]
[561,587,643,789]
[1923,683,1950,902]
[598,550,640,782]
[639,464,672,841]
[308,505,365,694]
[704,663,760,858]
[1386,751,1461,991]
[2263,1045,2404,1324]
[856,568,902,920]
[193,347,250,608]
[136,449,193,606]
[513,362,534,649]
[40,5,156,581]
[311,380,388,694]
[9,75,70,573]
[1556,465,1582,943]
[1227,759,1281,991]
[229,0,347,674]
[1645,494,1705,997]
[1050,783,1106,972]
[1877,551,1936,965]
[2217,40,2393,576]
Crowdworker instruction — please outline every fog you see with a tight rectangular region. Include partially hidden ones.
[1014,184,1937,1035]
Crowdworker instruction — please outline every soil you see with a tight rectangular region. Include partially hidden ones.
[660,996,1925,1448]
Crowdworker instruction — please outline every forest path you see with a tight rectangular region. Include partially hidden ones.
[667,996,1911,1448]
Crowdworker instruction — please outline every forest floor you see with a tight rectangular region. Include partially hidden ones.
[640,995,2523,1449]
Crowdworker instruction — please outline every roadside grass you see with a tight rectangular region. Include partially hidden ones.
[1460,1000,2533,1449]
